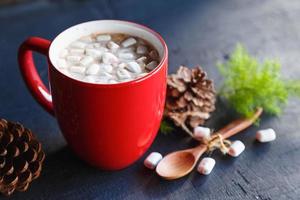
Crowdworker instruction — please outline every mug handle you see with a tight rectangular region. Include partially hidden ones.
[18,37,54,116]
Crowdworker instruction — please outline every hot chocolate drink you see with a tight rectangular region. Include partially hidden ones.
[57,33,160,84]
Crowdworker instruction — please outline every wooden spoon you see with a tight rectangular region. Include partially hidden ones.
[156,108,263,180]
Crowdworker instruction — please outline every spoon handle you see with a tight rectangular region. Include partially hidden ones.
[192,108,263,158]
[217,107,263,139]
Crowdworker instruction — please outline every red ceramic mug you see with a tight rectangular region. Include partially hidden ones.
[18,20,168,170]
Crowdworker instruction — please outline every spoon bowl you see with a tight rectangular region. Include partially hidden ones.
[156,151,196,180]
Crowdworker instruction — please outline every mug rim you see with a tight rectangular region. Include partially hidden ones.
[48,20,168,88]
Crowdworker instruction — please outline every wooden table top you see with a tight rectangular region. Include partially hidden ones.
[0,0,300,199]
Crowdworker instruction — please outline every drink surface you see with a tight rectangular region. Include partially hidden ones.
[57,33,160,84]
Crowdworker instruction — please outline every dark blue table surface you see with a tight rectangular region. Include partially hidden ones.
[1,0,300,199]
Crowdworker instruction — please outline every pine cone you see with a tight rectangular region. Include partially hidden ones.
[0,119,45,196]
[164,66,216,135]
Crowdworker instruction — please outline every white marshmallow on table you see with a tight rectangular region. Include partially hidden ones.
[194,126,211,141]
[121,37,137,47]
[126,61,142,73]
[197,157,216,175]
[146,61,158,70]
[96,34,111,42]
[59,49,68,58]
[69,48,85,55]
[144,152,163,170]
[70,41,86,49]
[80,56,94,66]
[107,41,120,50]
[85,49,103,58]
[66,55,82,63]
[228,140,245,157]
[256,128,276,142]
[86,64,100,75]
[102,52,119,64]
[136,45,148,54]
[116,68,131,80]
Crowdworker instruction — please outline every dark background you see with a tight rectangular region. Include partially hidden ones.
[0,0,300,199]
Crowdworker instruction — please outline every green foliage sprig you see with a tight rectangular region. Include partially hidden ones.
[218,44,300,117]
[159,120,174,134]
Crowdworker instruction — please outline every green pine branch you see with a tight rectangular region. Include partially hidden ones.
[218,43,300,117]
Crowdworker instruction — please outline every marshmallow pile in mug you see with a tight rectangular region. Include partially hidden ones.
[57,33,160,84]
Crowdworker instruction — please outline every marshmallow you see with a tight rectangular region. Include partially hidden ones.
[96,34,111,41]
[107,41,120,50]
[69,48,85,55]
[83,75,97,83]
[66,55,82,63]
[80,56,94,66]
[70,41,86,49]
[137,45,148,54]
[118,47,135,54]
[118,62,127,68]
[144,152,163,170]
[102,52,119,64]
[146,61,158,70]
[94,77,110,84]
[70,72,84,80]
[136,56,147,63]
[194,126,211,141]
[80,36,94,43]
[126,61,142,73]
[99,63,113,73]
[69,66,85,74]
[85,49,103,58]
[98,71,113,79]
[228,140,245,157]
[108,79,118,84]
[118,52,136,60]
[197,157,216,175]
[116,68,131,80]
[86,64,100,75]
[121,37,137,47]
[256,128,276,142]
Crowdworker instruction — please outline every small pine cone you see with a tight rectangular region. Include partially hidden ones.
[164,66,216,135]
[0,119,45,196]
